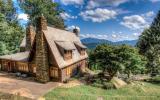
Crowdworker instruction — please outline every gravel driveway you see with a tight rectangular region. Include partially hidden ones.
[0,72,60,99]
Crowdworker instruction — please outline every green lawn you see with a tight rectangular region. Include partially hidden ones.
[44,82,160,100]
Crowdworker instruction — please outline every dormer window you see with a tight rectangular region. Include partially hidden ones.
[55,41,76,61]
[74,42,87,56]
[80,48,86,55]
[64,50,72,60]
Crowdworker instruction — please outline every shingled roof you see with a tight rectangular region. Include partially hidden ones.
[43,26,88,68]
[0,51,30,62]
[55,41,76,50]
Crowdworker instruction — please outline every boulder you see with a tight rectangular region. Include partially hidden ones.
[111,77,127,89]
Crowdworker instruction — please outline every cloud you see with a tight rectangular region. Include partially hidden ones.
[121,11,155,30]
[80,33,139,42]
[150,0,160,3]
[120,15,149,30]
[112,34,117,38]
[60,0,84,5]
[80,34,108,40]
[60,12,77,20]
[141,11,154,17]
[86,0,129,9]
[133,32,141,36]
[17,13,28,21]
[80,8,117,23]
[66,25,80,32]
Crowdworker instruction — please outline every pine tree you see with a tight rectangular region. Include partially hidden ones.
[0,0,24,55]
[20,0,65,29]
[137,10,160,75]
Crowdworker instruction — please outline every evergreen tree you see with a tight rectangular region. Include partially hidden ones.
[20,0,65,29]
[137,11,160,75]
[0,0,24,55]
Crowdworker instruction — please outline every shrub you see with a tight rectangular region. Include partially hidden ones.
[103,82,115,89]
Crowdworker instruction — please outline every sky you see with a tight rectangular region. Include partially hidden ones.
[14,0,160,42]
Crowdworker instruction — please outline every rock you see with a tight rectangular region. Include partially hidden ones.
[111,77,127,89]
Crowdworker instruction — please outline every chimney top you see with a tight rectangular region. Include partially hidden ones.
[36,15,47,30]
[73,27,80,37]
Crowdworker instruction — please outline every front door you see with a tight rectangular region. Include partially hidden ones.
[7,62,12,72]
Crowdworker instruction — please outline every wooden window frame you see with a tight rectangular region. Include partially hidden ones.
[18,62,29,72]
[66,67,71,76]
[50,67,58,78]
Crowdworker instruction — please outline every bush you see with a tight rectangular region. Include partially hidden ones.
[103,82,115,89]
[92,82,103,88]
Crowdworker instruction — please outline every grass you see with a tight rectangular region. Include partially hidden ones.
[44,81,160,100]
[0,92,31,100]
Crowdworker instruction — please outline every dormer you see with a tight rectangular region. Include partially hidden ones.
[56,41,76,60]
[74,42,87,56]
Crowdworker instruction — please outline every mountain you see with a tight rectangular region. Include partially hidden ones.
[81,38,138,49]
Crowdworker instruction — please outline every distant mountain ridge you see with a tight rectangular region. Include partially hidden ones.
[81,38,138,49]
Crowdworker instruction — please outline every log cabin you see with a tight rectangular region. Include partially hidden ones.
[0,15,88,83]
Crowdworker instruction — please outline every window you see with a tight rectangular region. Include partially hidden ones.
[80,48,86,55]
[18,62,29,72]
[66,67,71,76]
[50,67,58,78]
[64,50,72,60]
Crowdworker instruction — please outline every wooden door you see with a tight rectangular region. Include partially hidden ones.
[50,67,58,78]
[7,62,12,72]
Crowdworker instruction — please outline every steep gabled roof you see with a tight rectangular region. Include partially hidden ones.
[43,26,88,68]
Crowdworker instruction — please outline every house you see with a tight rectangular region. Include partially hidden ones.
[0,15,88,83]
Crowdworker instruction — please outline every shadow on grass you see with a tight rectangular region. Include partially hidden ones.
[144,76,160,86]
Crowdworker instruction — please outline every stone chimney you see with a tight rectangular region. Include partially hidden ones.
[26,24,35,51]
[73,27,79,37]
[35,15,49,83]
[36,14,47,31]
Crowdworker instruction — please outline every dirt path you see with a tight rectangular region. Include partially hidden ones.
[0,72,60,99]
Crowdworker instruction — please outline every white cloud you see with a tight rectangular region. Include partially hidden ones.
[60,0,83,5]
[145,11,154,17]
[142,11,154,17]
[133,32,141,36]
[60,12,77,20]
[66,25,80,32]
[80,33,139,42]
[121,11,155,30]
[80,8,117,23]
[112,34,117,38]
[150,0,160,3]
[86,0,129,9]
[80,34,108,40]
[17,13,28,21]
[120,15,149,30]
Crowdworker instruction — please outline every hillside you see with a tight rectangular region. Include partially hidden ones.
[81,38,137,49]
